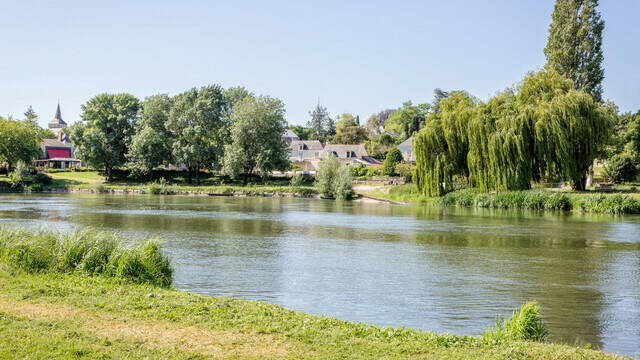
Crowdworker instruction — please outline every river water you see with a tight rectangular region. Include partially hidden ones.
[0,194,639,356]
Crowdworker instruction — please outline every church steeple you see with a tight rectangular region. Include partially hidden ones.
[48,101,67,132]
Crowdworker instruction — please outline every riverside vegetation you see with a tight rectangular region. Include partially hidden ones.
[0,226,625,359]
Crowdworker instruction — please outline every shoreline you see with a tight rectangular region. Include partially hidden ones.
[0,271,626,359]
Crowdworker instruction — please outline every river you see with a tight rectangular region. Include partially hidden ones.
[0,193,639,356]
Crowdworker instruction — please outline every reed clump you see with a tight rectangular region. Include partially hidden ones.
[483,301,548,343]
[0,226,172,287]
[441,189,639,214]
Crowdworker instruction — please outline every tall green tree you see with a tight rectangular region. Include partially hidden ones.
[166,85,227,185]
[0,116,41,171]
[222,96,290,184]
[544,0,604,102]
[384,101,430,139]
[414,92,476,196]
[70,94,140,182]
[127,94,174,178]
[24,106,38,127]
[287,125,312,140]
[331,113,368,144]
[307,103,334,144]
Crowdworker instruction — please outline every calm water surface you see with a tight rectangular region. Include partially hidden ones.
[1,194,639,356]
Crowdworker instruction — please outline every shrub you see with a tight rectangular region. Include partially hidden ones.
[33,173,53,185]
[381,147,403,176]
[0,226,173,287]
[315,154,354,200]
[483,301,548,343]
[90,184,106,194]
[603,154,639,183]
[365,166,379,177]
[395,162,413,180]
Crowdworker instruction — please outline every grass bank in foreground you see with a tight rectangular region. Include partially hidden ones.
[0,227,626,359]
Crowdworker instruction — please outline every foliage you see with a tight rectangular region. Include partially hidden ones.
[365,132,399,160]
[70,93,141,182]
[33,173,53,185]
[381,147,403,176]
[307,103,335,144]
[414,92,476,196]
[0,116,42,171]
[365,109,395,137]
[441,189,639,214]
[483,302,548,343]
[415,70,613,196]
[395,162,413,181]
[166,85,227,185]
[315,154,353,199]
[384,101,430,139]
[544,0,604,102]
[603,154,639,183]
[0,226,173,286]
[287,125,312,140]
[289,174,305,187]
[222,96,290,184]
[331,113,369,144]
[127,94,174,177]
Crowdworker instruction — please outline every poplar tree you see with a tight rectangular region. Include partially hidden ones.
[544,0,604,102]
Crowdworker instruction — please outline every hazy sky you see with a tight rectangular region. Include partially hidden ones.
[1,1,638,128]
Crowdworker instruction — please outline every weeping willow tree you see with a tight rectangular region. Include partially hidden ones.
[517,70,612,190]
[467,90,534,192]
[415,92,476,196]
[416,70,612,195]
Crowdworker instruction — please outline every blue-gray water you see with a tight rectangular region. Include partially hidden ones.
[1,193,639,356]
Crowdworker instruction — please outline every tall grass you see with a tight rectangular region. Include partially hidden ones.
[483,301,548,343]
[0,226,173,287]
[441,189,639,214]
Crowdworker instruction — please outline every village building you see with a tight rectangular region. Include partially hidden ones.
[283,129,300,144]
[288,140,323,171]
[320,144,381,167]
[397,137,415,163]
[33,103,80,169]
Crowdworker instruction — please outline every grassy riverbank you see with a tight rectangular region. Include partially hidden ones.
[0,227,628,359]
[356,184,640,214]
[0,170,317,197]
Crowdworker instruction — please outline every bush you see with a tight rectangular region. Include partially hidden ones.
[603,154,639,183]
[0,226,173,287]
[483,301,548,343]
[395,162,413,181]
[33,173,53,185]
[381,147,403,176]
[315,155,354,200]
[578,194,640,214]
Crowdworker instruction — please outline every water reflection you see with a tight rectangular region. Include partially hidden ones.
[0,193,639,356]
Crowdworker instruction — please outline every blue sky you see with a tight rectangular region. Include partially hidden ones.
[1,1,638,128]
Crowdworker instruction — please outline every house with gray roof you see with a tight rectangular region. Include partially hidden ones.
[283,129,300,144]
[320,144,381,166]
[397,137,415,163]
[288,140,323,171]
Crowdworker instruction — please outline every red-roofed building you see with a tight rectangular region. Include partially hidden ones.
[33,103,81,169]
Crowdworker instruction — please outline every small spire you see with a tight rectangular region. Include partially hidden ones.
[54,102,62,121]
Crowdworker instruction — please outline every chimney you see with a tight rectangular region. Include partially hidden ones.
[58,131,63,142]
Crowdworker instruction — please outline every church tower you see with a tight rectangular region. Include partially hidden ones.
[48,102,67,135]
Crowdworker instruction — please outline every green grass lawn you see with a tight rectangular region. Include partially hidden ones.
[44,170,317,196]
[0,271,626,360]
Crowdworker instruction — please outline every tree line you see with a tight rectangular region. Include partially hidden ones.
[69,86,289,184]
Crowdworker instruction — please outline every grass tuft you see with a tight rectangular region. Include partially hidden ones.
[0,226,172,287]
[483,301,548,343]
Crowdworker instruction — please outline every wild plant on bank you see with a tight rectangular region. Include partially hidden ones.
[483,301,548,343]
[0,226,173,287]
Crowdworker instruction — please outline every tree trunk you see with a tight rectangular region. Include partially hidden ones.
[572,177,586,191]
[105,163,113,183]
[187,167,192,184]
[243,168,253,186]
[196,166,200,186]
